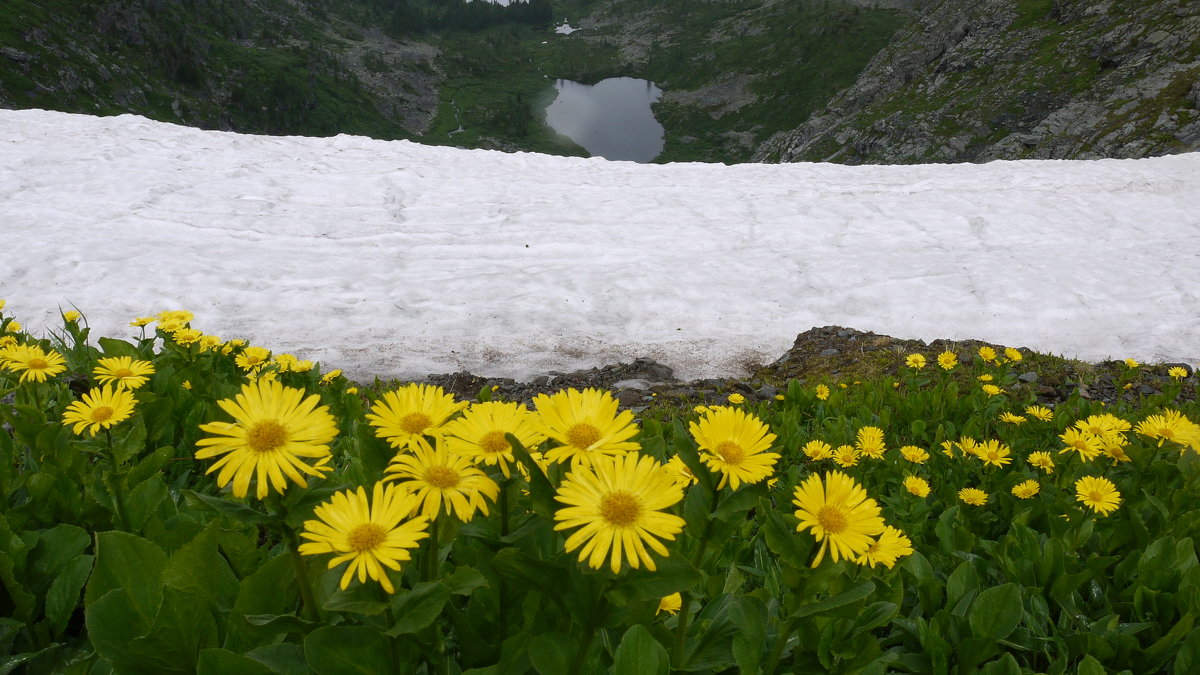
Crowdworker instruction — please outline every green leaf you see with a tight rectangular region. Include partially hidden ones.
[29,523,89,587]
[968,583,1023,640]
[45,554,93,637]
[1143,611,1195,672]
[126,476,170,532]
[87,586,217,675]
[612,625,670,675]
[245,644,310,675]
[529,633,572,675]
[947,561,981,611]
[385,581,451,635]
[730,595,768,674]
[164,521,240,611]
[197,649,275,675]
[508,434,557,518]
[850,601,898,636]
[98,337,138,358]
[84,531,166,626]
[443,565,489,596]
[182,490,275,526]
[792,580,876,619]
[110,419,148,466]
[607,555,701,606]
[243,614,318,634]
[304,626,392,675]
[322,583,390,616]
[233,552,296,620]
[1076,654,1106,675]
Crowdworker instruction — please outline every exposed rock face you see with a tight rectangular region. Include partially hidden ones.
[755,0,1200,163]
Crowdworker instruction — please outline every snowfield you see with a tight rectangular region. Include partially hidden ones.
[2,109,1198,381]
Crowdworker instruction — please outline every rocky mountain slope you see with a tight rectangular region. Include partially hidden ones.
[0,0,438,137]
[755,0,1200,163]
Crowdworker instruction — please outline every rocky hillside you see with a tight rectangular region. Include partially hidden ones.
[0,0,439,137]
[755,0,1200,163]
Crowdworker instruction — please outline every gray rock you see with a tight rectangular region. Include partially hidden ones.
[820,348,840,358]
[1018,371,1039,383]
[612,378,652,390]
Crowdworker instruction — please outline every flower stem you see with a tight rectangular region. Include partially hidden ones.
[423,514,440,582]
[283,525,321,622]
[763,616,799,674]
[102,430,131,531]
[672,488,722,667]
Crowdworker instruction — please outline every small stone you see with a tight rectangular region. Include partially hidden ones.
[820,348,840,357]
[1018,371,1039,383]
[836,330,854,338]
[531,375,549,386]
[615,389,644,406]
[756,385,778,399]
[1140,385,1157,395]
[612,378,651,390]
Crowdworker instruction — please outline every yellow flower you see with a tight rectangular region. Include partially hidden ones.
[657,592,682,616]
[690,407,779,490]
[1168,366,1189,379]
[903,475,931,498]
[726,393,745,404]
[998,412,1026,425]
[298,482,429,594]
[1027,451,1054,474]
[956,436,979,457]
[1135,410,1188,446]
[856,526,913,569]
[815,384,830,401]
[1,344,67,383]
[899,445,929,464]
[905,354,926,369]
[5,320,22,333]
[1124,358,1139,368]
[321,369,343,384]
[1059,428,1103,461]
[978,346,997,362]
[977,374,994,382]
[553,453,685,574]
[94,356,156,390]
[975,440,1012,468]
[940,440,956,458]
[62,385,136,436]
[198,334,222,352]
[937,351,958,370]
[156,310,194,324]
[63,310,81,322]
[172,328,203,345]
[235,346,272,372]
[346,386,359,395]
[774,394,785,401]
[384,438,500,522]
[832,445,859,467]
[367,383,468,453]
[958,488,988,506]
[441,401,545,478]
[1011,479,1040,499]
[0,299,5,310]
[182,380,192,390]
[855,426,887,459]
[802,440,833,461]
[981,384,1004,397]
[194,379,339,499]
[1075,476,1120,516]
[533,388,639,466]
[130,317,155,327]
[1004,347,1022,362]
[664,455,699,487]
[1025,405,1054,422]
[792,471,885,567]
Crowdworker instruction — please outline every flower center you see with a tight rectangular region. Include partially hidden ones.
[1160,428,1175,439]
[246,420,288,453]
[347,523,386,552]
[114,368,134,378]
[90,406,114,423]
[599,491,642,527]
[716,441,745,465]
[479,431,510,455]
[424,465,460,489]
[1088,491,1104,503]
[399,412,432,435]
[816,506,848,534]
[28,358,47,370]
[986,451,999,461]
[566,423,601,449]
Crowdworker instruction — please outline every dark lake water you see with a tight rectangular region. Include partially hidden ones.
[543,77,665,163]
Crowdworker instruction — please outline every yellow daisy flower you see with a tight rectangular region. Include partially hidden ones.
[726,393,745,404]
[1011,479,1040,499]
[1004,347,1022,362]
[1075,476,1120,516]
[1135,410,1188,446]
[320,369,343,384]
[856,526,914,569]
[663,455,699,487]
[975,439,1012,468]
[903,475,930,498]
[235,346,272,372]
[1027,451,1054,474]
[958,487,988,506]
[832,445,860,467]
[793,471,885,567]
[689,407,780,490]
[905,354,926,369]
[802,440,833,461]
[657,592,682,616]
[937,351,958,370]
[533,388,640,466]
[129,317,155,327]
[62,385,136,436]
[899,445,929,464]
[2,344,67,383]
[978,346,997,362]
[63,310,81,323]
[815,384,830,401]
[94,356,156,390]
[441,401,545,478]
[384,438,499,522]
[1025,405,1054,422]
[553,453,685,574]
[1124,358,1139,368]
[855,426,887,459]
[367,383,467,453]
[998,412,1026,425]
[194,379,339,499]
[1168,366,1189,379]
[981,384,1004,397]
[1059,428,1103,461]
[298,482,429,594]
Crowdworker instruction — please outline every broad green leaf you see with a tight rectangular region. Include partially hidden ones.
[443,565,489,596]
[385,581,451,635]
[612,625,669,675]
[45,554,93,636]
[304,626,392,675]
[968,583,1023,640]
[793,580,876,619]
[1076,655,1106,675]
[529,633,572,675]
[164,521,240,611]
[84,531,166,626]
[245,643,309,675]
[126,476,170,532]
[730,595,767,674]
[197,649,275,675]
[29,523,89,588]
[182,490,275,525]
[98,337,138,358]
[508,435,557,519]
[607,555,700,606]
